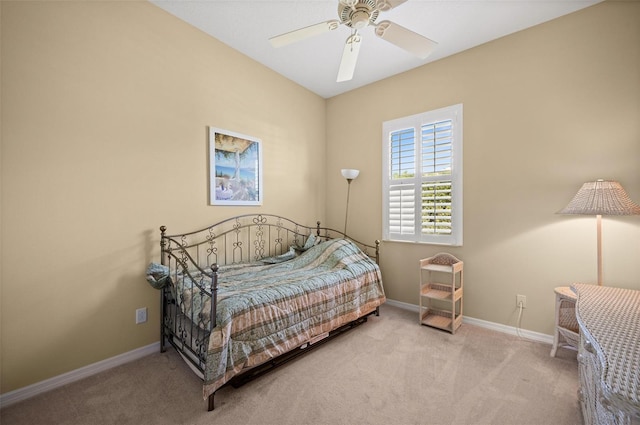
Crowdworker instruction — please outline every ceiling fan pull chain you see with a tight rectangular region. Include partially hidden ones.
[350,28,356,51]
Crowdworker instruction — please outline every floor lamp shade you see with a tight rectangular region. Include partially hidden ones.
[558,180,640,285]
[341,169,360,181]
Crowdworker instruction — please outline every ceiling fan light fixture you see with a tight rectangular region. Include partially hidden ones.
[339,0,379,28]
[351,10,371,29]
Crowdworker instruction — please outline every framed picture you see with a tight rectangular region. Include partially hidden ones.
[209,127,263,206]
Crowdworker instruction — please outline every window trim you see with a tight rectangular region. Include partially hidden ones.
[382,104,463,246]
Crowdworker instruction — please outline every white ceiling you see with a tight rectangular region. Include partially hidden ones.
[150,0,601,99]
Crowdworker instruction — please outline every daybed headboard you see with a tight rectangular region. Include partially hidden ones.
[160,214,380,277]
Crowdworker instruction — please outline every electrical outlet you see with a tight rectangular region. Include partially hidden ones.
[136,307,147,324]
[516,295,527,309]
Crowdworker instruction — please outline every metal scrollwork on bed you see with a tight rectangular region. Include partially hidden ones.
[158,214,385,411]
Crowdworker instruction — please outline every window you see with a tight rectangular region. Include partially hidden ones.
[382,104,463,246]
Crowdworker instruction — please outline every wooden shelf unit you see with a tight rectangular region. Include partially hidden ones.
[419,253,463,334]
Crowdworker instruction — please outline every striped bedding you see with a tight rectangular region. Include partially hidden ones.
[196,238,386,399]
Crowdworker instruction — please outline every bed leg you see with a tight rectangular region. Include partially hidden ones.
[207,393,215,411]
[375,306,380,316]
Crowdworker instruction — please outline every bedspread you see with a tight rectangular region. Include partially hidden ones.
[201,238,386,398]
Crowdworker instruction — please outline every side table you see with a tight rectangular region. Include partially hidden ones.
[550,286,579,357]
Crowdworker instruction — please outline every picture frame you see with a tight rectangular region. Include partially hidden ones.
[209,127,263,206]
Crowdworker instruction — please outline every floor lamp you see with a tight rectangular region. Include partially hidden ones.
[558,179,640,286]
[341,169,359,235]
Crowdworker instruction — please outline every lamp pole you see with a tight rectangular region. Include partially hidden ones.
[341,169,360,236]
[596,214,602,286]
[344,178,353,235]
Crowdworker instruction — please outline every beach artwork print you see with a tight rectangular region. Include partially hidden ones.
[209,127,263,206]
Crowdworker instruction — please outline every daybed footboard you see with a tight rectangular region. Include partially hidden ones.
[158,214,385,411]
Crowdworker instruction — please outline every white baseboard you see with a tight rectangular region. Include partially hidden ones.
[0,342,160,409]
[1,302,553,409]
[384,299,553,345]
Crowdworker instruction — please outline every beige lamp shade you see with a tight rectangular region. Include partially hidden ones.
[558,180,640,216]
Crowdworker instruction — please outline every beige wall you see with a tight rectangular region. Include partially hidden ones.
[2,0,639,396]
[0,1,326,393]
[326,1,640,334]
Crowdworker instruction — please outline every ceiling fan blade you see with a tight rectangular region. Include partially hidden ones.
[375,0,408,12]
[374,20,437,59]
[337,33,362,82]
[269,20,340,48]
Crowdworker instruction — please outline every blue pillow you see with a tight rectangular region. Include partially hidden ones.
[293,234,318,253]
[145,262,172,289]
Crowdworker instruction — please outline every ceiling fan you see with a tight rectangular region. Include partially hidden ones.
[269,0,437,83]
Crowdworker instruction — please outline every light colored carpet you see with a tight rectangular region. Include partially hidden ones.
[0,304,581,425]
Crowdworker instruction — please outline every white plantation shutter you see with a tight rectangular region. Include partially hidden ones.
[388,127,417,235]
[382,104,463,245]
[421,181,452,235]
[388,183,415,235]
